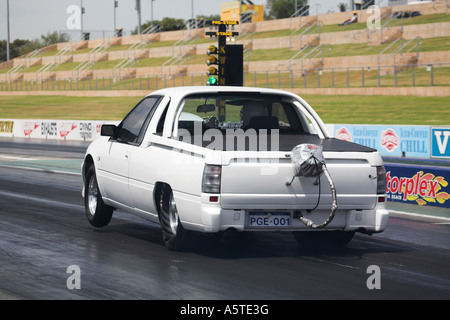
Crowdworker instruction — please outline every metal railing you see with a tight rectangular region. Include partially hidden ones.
[277,44,331,73]
[25,49,43,67]
[378,36,422,66]
[36,62,56,82]
[1,63,448,92]
[4,64,25,82]
[112,58,137,80]
[71,60,94,80]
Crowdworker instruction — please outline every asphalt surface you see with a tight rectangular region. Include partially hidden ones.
[0,138,449,303]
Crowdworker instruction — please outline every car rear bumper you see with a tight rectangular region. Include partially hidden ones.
[183,195,389,234]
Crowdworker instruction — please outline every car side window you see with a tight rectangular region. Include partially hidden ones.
[116,96,162,145]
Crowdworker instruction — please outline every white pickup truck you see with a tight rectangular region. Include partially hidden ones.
[81,86,389,251]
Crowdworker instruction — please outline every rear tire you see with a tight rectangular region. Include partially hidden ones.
[293,230,355,251]
[85,165,113,228]
[159,185,195,251]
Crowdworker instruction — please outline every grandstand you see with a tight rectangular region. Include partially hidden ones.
[0,1,449,95]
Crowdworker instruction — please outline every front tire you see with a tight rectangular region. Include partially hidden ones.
[85,165,113,228]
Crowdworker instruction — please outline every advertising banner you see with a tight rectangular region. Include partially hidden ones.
[431,127,450,159]
[334,125,430,158]
[3,119,119,141]
[0,120,15,137]
[385,164,450,208]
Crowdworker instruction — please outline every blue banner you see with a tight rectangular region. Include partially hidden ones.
[385,164,450,208]
[334,125,430,158]
[431,127,450,159]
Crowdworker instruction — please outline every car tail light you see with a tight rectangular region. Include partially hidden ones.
[376,166,387,195]
[202,165,221,193]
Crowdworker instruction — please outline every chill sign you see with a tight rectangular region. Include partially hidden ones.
[432,127,450,159]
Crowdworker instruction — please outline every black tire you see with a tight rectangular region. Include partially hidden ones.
[84,165,113,228]
[159,185,195,251]
[293,230,355,251]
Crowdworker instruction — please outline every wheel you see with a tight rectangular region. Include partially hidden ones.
[84,165,113,228]
[293,230,355,251]
[159,185,195,251]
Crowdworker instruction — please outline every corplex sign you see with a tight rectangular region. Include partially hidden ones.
[385,164,450,208]
[335,125,430,158]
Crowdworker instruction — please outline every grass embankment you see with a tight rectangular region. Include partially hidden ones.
[0,94,448,125]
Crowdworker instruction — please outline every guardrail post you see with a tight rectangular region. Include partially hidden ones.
[331,69,334,88]
[394,66,397,87]
[378,66,380,87]
[362,67,364,88]
[430,65,434,86]
[317,69,320,88]
[346,67,349,88]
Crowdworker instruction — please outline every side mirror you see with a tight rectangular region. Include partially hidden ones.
[101,124,117,137]
[197,104,216,113]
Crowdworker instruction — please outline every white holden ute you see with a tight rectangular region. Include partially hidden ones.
[81,86,389,251]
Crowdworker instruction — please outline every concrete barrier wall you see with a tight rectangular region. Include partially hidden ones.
[0,119,119,141]
[2,120,448,162]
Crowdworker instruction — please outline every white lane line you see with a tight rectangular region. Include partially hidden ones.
[0,155,36,161]
[302,256,359,269]
[389,210,450,224]
[0,163,81,176]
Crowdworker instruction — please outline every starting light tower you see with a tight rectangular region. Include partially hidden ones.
[205,20,243,86]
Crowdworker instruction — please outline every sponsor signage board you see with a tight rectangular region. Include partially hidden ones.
[334,125,430,158]
[0,119,119,141]
[431,127,450,159]
[385,164,450,209]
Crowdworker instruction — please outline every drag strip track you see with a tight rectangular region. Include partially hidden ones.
[0,139,449,301]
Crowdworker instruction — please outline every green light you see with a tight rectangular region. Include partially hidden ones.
[207,76,217,85]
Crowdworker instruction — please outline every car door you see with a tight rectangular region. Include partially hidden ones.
[128,95,171,216]
[100,96,163,209]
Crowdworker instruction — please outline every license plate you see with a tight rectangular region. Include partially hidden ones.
[248,212,291,228]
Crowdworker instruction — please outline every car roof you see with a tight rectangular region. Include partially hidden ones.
[146,86,299,98]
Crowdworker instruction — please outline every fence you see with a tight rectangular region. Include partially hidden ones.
[1,62,449,92]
